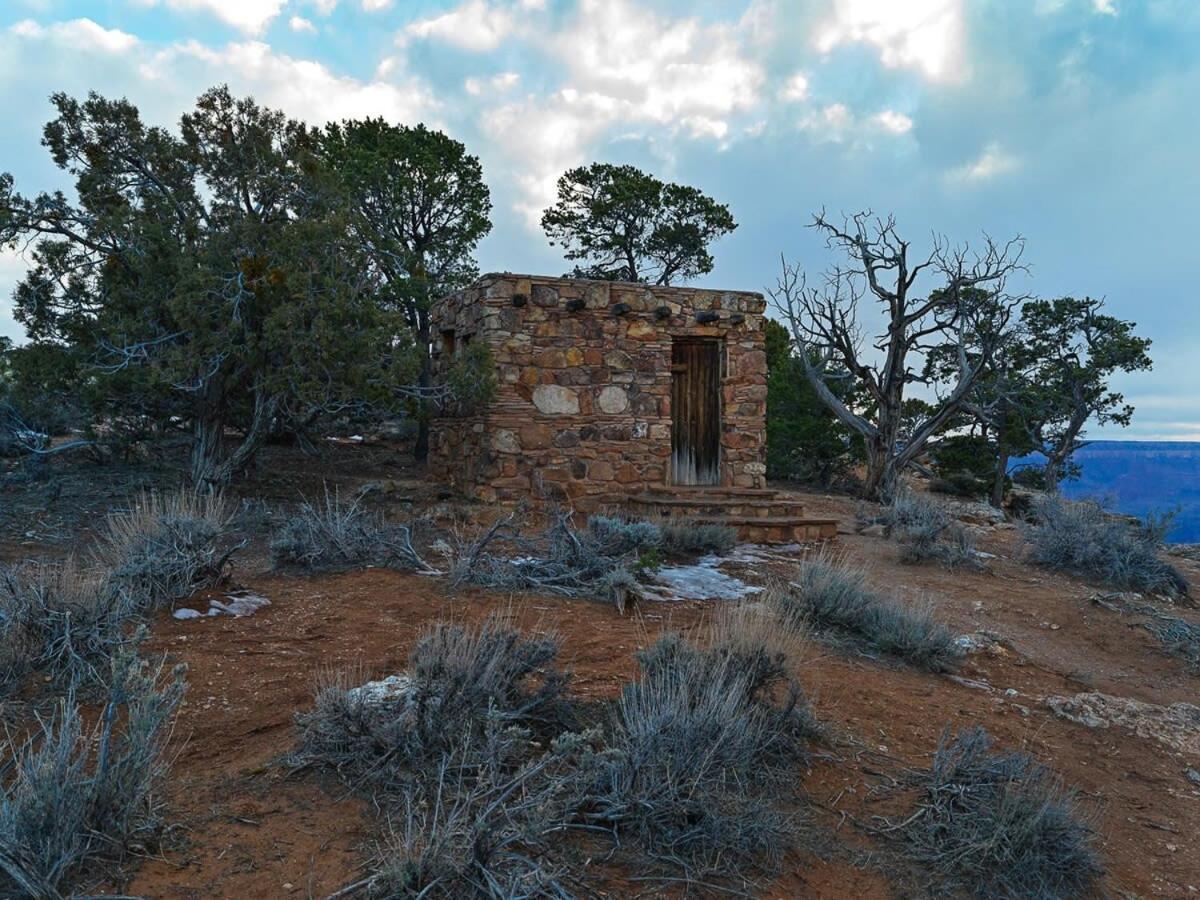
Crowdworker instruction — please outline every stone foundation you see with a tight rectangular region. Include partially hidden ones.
[429,274,767,508]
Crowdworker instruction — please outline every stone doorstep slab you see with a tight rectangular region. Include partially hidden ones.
[627,493,807,519]
[732,520,839,543]
[629,502,810,522]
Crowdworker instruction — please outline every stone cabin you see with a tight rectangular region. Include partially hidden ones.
[428,273,767,502]
[428,273,837,542]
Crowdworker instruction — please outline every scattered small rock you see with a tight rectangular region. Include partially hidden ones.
[947,674,993,692]
[940,498,1008,526]
[954,630,1010,657]
[1046,692,1200,756]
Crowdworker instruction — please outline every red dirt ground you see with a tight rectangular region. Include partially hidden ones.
[5,449,1200,897]
[114,500,1200,898]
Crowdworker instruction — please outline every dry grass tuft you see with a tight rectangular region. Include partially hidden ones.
[768,550,963,673]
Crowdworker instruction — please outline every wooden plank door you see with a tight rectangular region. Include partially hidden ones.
[671,339,721,485]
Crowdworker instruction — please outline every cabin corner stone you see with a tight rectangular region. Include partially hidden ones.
[428,274,768,507]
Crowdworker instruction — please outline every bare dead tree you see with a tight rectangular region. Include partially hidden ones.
[769,210,1026,500]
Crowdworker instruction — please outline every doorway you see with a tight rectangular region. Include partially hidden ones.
[670,338,722,485]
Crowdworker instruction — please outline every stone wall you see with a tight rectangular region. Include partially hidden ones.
[428,274,767,506]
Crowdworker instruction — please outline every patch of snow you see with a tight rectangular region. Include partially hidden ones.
[210,591,271,617]
[173,590,271,621]
[720,543,805,565]
[644,556,762,602]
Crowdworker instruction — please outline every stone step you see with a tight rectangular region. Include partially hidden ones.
[689,515,839,544]
[628,494,808,520]
[644,484,779,499]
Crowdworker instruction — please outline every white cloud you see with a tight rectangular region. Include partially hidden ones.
[9,18,138,53]
[481,89,617,226]
[1093,0,1117,15]
[138,0,287,35]
[798,102,853,140]
[948,142,1019,181]
[779,72,809,102]
[404,0,515,51]
[873,109,913,133]
[795,103,915,143]
[464,71,519,95]
[289,15,317,33]
[308,0,338,14]
[815,0,966,82]
[362,0,392,11]
[138,40,437,125]
[555,0,763,124]
[476,0,765,225]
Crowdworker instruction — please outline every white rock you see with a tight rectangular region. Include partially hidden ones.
[531,384,580,415]
[493,430,520,453]
[173,608,203,620]
[348,674,415,705]
[597,385,629,414]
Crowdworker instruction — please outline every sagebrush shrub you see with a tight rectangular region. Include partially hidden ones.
[1142,614,1200,672]
[586,624,816,876]
[659,519,737,555]
[97,489,235,609]
[362,726,595,899]
[0,644,185,897]
[586,515,662,555]
[452,513,640,603]
[900,727,1102,898]
[770,553,963,672]
[0,559,132,694]
[884,490,983,571]
[270,489,430,572]
[1023,496,1188,596]
[294,617,570,780]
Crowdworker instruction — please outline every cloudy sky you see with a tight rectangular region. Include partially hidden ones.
[1,0,1197,439]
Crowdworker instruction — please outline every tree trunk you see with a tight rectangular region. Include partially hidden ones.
[414,320,432,462]
[991,445,1009,509]
[190,390,278,489]
[190,415,225,489]
[861,435,896,503]
[1043,453,1061,494]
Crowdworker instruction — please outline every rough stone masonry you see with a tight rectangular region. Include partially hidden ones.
[428,274,768,508]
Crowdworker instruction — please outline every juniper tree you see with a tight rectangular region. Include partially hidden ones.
[1019,296,1151,492]
[321,120,493,460]
[0,87,408,486]
[541,162,736,285]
